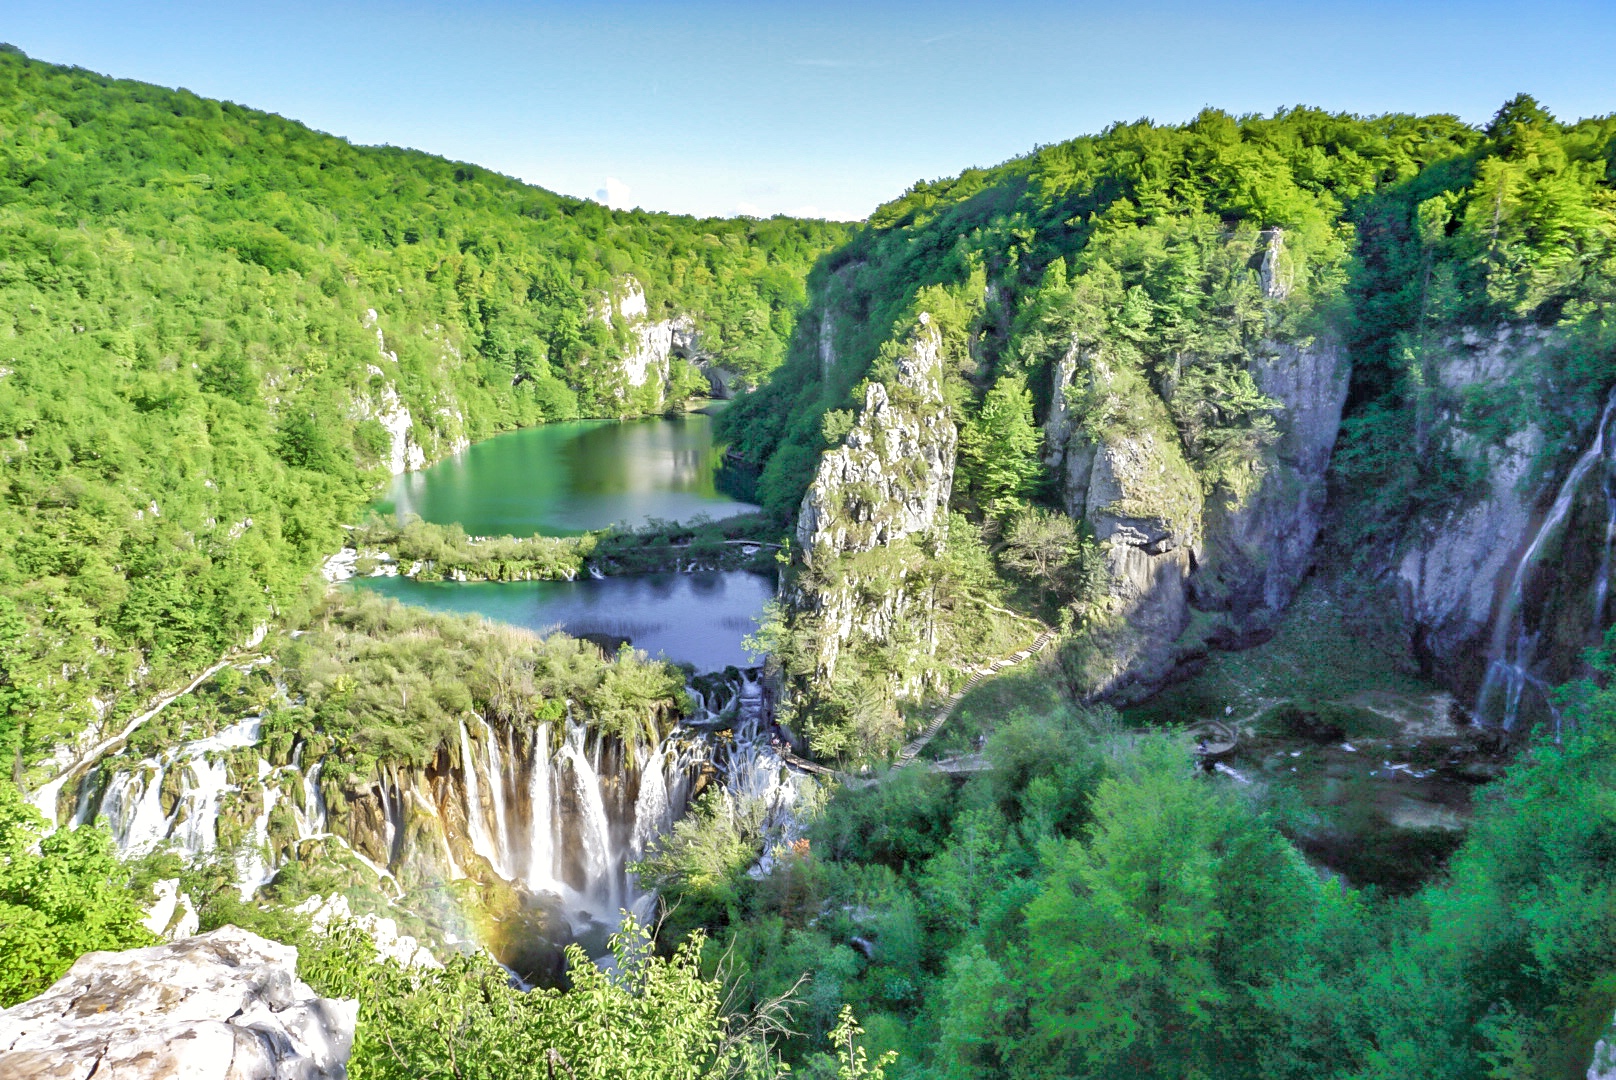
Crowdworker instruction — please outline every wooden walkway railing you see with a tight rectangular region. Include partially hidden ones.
[894,629,1056,768]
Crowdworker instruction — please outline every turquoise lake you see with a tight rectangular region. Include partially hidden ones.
[355,411,771,671]
[378,412,756,536]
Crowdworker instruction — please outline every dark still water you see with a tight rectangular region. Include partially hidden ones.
[379,412,757,536]
[353,570,773,672]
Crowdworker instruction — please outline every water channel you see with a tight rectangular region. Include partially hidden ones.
[353,409,771,671]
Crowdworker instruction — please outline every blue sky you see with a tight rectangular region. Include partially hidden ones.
[4,1,1615,220]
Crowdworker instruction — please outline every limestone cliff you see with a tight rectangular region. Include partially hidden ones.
[1045,330,1349,699]
[1193,334,1351,627]
[598,277,715,403]
[792,315,956,689]
[1390,324,1616,727]
[1048,351,1203,697]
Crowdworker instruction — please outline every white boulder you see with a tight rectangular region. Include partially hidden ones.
[0,926,356,1080]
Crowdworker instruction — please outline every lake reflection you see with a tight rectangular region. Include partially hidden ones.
[353,570,774,672]
[380,412,757,536]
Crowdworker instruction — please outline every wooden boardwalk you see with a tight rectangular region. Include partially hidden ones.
[779,626,1056,786]
[893,629,1056,767]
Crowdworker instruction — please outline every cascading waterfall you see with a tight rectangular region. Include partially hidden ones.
[71,665,792,965]
[441,714,708,933]
[481,718,515,879]
[525,722,556,894]
[1478,386,1616,730]
[82,716,315,899]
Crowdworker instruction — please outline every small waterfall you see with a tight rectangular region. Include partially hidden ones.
[525,723,556,893]
[1478,386,1616,730]
[297,759,328,837]
[630,741,671,860]
[95,716,266,859]
[482,718,514,879]
[561,721,618,915]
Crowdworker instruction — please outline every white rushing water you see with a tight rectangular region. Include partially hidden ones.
[1477,386,1616,730]
[69,662,803,966]
[85,717,305,899]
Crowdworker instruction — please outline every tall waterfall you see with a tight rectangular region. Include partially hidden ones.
[1477,386,1616,730]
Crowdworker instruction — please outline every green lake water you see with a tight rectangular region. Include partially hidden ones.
[378,412,756,535]
[356,411,772,671]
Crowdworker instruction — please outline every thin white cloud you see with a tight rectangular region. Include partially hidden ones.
[599,176,632,209]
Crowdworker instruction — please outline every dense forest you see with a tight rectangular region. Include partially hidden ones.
[0,45,846,774]
[5,40,1616,1080]
[724,97,1616,522]
[690,94,1616,1075]
[720,94,1616,753]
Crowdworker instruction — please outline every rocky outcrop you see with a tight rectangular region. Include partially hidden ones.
[1259,227,1292,300]
[1193,335,1351,626]
[1047,330,1349,699]
[600,278,709,404]
[1050,353,1203,697]
[793,315,955,686]
[1390,326,1563,708]
[0,927,355,1080]
[797,315,954,559]
[352,310,469,476]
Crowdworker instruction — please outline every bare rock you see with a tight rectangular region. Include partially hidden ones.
[796,315,955,561]
[1194,334,1350,622]
[792,315,955,687]
[0,926,356,1080]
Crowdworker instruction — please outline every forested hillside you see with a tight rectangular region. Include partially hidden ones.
[0,46,846,775]
[723,97,1616,751]
[676,98,1616,1077]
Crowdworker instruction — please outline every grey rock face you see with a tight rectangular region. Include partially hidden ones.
[1068,420,1203,698]
[1393,325,1555,697]
[793,316,955,686]
[599,277,709,404]
[1048,332,1349,698]
[1193,335,1350,622]
[1259,228,1291,300]
[797,316,955,561]
[1046,352,1203,697]
[0,926,356,1080]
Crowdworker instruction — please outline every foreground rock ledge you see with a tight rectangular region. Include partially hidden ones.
[0,926,356,1080]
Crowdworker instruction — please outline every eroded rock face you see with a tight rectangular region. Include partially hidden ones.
[600,277,708,403]
[1049,353,1203,698]
[1048,331,1350,698]
[793,315,956,686]
[797,316,955,560]
[1392,326,1556,699]
[0,926,356,1080]
[1194,335,1351,624]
